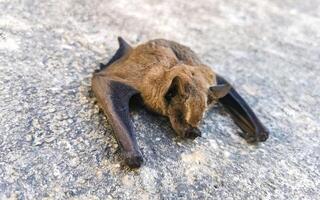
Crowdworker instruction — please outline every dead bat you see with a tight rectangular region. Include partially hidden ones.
[92,37,269,168]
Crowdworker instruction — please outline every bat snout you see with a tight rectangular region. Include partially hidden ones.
[185,127,202,139]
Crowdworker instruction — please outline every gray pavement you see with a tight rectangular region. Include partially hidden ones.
[0,0,319,199]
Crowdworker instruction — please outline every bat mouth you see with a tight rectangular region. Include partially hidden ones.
[168,110,202,139]
[184,127,202,139]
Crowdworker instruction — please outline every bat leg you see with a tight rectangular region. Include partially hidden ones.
[216,75,269,143]
[92,75,143,168]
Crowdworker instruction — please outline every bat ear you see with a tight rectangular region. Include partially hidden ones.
[208,84,231,100]
[165,76,184,102]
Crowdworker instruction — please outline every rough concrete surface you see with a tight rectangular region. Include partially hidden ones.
[0,0,319,199]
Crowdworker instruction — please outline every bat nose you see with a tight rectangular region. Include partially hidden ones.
[185,127,201,139]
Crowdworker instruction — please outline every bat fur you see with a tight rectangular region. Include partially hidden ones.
[92,37,269,168]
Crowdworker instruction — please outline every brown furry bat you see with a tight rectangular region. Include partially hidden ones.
[92,37,269,168]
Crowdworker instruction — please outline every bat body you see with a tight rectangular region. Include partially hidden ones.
[92,37,269,168]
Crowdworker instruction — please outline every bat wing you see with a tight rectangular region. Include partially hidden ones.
[99,37,132,71]
[216,75,269,142]
[93,37,145,168]
[92,75,143,168]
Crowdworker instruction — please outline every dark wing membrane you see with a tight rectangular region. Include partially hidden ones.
[91,76,143,168]
[216,75,269,142]
[99,37,132,70]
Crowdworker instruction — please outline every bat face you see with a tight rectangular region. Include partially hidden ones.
[92,37,269,168]
[162,64,231,138]
[164,65,224,138]
[165,74,207,138]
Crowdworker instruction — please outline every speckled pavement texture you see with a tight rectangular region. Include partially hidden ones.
[0,0,319,199]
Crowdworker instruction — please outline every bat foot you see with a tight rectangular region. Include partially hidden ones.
[124,151,144,168]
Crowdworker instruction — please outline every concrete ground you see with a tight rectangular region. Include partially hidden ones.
[0,0,319,199]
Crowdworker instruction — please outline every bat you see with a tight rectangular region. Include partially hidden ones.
[91,37,269,168]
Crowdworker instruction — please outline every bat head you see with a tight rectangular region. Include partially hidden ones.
[164,66,230,138]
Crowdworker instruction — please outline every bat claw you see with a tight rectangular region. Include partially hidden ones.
[124,152,144,168]
[245,130,269,143]
[257,130,269,142]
